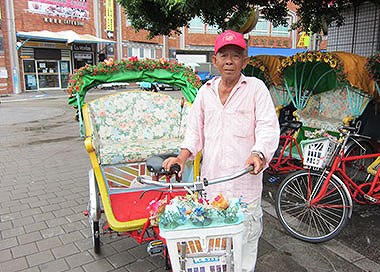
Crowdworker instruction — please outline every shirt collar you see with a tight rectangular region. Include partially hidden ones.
[206,73,247,94]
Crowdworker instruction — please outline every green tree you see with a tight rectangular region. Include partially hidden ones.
[117,0,379,38]
[117,0,288,38]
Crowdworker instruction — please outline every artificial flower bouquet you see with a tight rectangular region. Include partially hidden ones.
[305,128,337,141]
[148,193,243,230]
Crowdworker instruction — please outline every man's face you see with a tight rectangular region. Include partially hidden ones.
[212,45,248,81]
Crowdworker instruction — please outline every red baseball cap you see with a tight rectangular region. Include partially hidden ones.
[214,30,246,54]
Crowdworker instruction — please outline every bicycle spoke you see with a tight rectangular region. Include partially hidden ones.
[276,170,351,243]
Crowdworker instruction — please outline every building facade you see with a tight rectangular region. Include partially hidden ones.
[0,0,307,95]
[327,1,380,57]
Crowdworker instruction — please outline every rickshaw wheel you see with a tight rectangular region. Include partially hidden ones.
[91,220,100,253]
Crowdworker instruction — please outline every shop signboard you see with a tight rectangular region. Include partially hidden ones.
[28,0,89,20]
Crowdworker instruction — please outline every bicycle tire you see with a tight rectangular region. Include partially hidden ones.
[344,139,374,184]
[275,170,351,243]
[92,220,101,254]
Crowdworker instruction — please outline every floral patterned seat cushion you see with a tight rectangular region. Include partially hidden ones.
[87,91,190,165]
[295,88,349,132]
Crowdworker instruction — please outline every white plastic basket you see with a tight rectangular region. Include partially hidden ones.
[301,138,337,169]
[160,222,244,272]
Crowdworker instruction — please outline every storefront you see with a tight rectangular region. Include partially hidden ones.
[21,44,72,91]
[16,30,113,92]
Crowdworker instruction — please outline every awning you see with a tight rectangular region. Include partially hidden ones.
[16,30,114,44]
[248,47,307,57]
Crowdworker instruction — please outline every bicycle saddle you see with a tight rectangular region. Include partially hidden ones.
[146,153,180,176]
[282,121,303,130]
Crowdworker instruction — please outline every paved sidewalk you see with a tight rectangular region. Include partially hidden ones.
[0,91,378,271]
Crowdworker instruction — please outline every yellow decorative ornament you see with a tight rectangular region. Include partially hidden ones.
[329,59,337,68]
[238,7,259,34]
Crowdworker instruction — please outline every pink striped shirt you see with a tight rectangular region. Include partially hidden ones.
[181,74,280,201]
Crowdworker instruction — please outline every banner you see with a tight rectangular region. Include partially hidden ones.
[28,0,89,20]
[106,0,114,38]
[297,32,310,48]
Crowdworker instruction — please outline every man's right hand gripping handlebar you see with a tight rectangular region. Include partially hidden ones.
[162,149,192,177]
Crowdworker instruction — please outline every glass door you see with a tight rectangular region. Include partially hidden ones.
[59,61,71,88]
[23,59,38,91]
[37,61,60,89]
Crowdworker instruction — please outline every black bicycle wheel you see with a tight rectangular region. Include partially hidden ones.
[344,139,374,184]
[92,220,100,253]
[275,170,351,243]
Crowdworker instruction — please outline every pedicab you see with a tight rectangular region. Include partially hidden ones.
[242,55,290,119]
[67,57,200,258]
[362,52,380,142]
[272,51,377,181]
[67,57,251,271]
[242,55,303,175]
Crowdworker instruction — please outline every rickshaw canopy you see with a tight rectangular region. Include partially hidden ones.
[242,56,273,87]
[254,55,285,86]
[280,51,375,96]
[67,57,201,107]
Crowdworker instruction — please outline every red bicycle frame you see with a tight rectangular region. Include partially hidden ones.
[310,151,380,205]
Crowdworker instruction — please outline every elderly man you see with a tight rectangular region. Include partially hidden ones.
[164,30,280,271]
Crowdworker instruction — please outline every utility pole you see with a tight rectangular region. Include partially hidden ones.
[5,0,21,94]
[115,2,122,60]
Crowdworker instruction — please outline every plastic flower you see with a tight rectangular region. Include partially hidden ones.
[212,194,230,210]
[66,57,202,97]
[277,51,348,86]
[147,197,169,226]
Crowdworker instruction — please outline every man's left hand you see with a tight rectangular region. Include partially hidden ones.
[245,153,265,175]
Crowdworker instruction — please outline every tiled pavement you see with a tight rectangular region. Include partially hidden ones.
[0,91,379,271]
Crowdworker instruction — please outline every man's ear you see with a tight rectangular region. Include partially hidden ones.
[212,55,217,65]
[241,56,249,70]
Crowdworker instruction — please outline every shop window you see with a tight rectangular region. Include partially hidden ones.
[206,24,219,34]
[23,60,37,91]
[127,47,133,57]
[272,18,291,37]
[37,61,59,89]
[73,52,94,69]
[24,74,37,91]
[189,17,204,33]
[251,17,269,36]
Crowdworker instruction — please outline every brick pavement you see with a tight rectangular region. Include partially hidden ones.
[0,92,379,271]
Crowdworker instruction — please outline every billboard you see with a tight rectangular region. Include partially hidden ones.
[28,0,89,20]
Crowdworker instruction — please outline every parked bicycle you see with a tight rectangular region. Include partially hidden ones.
[267,120,304,176]
[275,126,380,243]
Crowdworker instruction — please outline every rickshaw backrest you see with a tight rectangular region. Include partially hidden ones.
[85,91,191,165]
[295,88,350,131]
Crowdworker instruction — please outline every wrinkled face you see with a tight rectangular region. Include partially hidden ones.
[212,45,248,82]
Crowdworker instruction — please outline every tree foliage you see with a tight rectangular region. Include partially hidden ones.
[116,0,379,38]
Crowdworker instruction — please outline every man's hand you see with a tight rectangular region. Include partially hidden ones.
[162,149,191,177]
[162,157,185,177]
[245,153,266,175]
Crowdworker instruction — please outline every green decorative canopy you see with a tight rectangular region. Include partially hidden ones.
[67,57,202,107]
[278,51,375,110]
[242,57,273,87]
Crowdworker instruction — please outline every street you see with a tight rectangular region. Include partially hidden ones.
[0,90,379,271]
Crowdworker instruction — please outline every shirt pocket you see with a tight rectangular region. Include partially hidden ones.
[226,109,253,138]
[204,108,219,138]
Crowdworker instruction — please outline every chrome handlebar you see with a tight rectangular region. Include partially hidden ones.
[136,165,254,190]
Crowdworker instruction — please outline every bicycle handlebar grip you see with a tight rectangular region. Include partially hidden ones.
[338,125,356,134]
[170,164,181,173]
